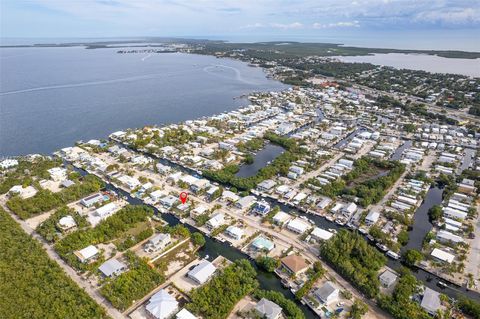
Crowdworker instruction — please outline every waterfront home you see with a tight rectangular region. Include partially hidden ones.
[379,269,398,288]
[235,195,256,210]
[74,245,99,263]
[188,260,217,285]
[251,236,275,252]
[221,190,240,203]
[420,287,442,316]
[150,190,165,203]
[314,281,339,305]
[191,179,210,194]
[431,248,455,264]
[80,193,106,207]
[98,258,127,278]
[225,225,244,240]
[310,227,333,241]
[144,233,171,253]
[159,195,178,209]
[257,179,276,192]
[286,218,310,234]
[206,185,220,200]
[365,211,380,226]
[316,197,332,210]
[57,215,77,232]
[117,175,141,190]
[280,254,309,276]
[341,202,357,217]
[206,213,225,230]
[94,203,117,219]
[61,179,75,188]
[156,163,172,175]
[252,200,271,216]
[255,298,282,319]
[272,211,291,225]
[146,289,179,319]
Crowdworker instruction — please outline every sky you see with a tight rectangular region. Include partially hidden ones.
[1,0,480,50]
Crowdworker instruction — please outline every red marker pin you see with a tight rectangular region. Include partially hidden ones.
[179,192,188,204]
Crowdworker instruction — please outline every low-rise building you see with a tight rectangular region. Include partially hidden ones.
[280,254,309,276]
[225,225,244,240]
[98,258,127,278]
[145,233,171,252]
[146,289,179,319]
[255,298,282,319]
[379,269,398,288]
[74,245,99,263]
[314,281,339,305]
[187,260,217,284]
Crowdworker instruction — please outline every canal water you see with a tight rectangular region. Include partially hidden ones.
[403,186,443,252]
[235,144,285,178]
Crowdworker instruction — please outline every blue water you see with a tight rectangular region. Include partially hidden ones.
[0,47,287,156]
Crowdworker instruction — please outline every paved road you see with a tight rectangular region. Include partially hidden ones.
[0,201,125,319]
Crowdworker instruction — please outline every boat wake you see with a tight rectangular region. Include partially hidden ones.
[203,64,257,85]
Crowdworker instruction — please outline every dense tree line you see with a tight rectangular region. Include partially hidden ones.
[0,208,107,319]
[458,296,480,319]
[55,205,152,270]
[100,251,164,311]
[7,174,104,219]
[187,260,259,319]
[295,262,325,299]
[252,290,305,319]
[320,230,386,298]
[36,206,89,242]
[255,256,279,272]
[377,270,430,319]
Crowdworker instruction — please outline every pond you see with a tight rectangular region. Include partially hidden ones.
[235,143,285,178]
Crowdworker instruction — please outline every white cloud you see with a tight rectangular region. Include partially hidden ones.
[313,20,360,28]
[269,22,304,29]
[414,8,480,25]
[240,23,265,29]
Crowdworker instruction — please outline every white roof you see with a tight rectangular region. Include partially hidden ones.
[188,260,217,284]
[431,248,455,263]
[287,218,310,233]
[176,308,197,319]
[226,225,244,238]
[272,211,291,223]
[95,202,117,217]
[98,258,126,277]
[58,215,76,229]
[311,227,333,241]
[76,245,99,261]
[146,289,179,319]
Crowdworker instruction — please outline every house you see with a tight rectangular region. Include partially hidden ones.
[176,309,197,319]
[272,211,291,225]
[252,200,271,216]
[286,218,310,234]
[457,178,476,194]
[150,190,164,202]
[118,175,140,190]
[365,211,380,226]
[9,185,37,199]
[255,298,282,319]
[235,196,256,210]
[206,185,220,200]
[342,202,357,217]
[61,179,75,188]
[379,269,398,288]
[420,287,442,316]
[0,159,18,169]
[94,202,117,219]
[314,281,339,305]
[310,227,333,241]
[280,254,309,275]
[145,233,171,252]
[436,230,464,244]
[146,289,179,319]
[98,258,127,278]
[160,195,178,208]
[207,213,225,230]
[74,245,99,263]
[222,190,240,203]
[191,179,210,193]
[316,197,332,210]
[80,193,106,207]
[431,248,455,264]
[48,167,68,181]
[257,180,276,192]
[187,260,217,284]
[225,225,244,240]
[251,236,275,252]
[57,215,77,231]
